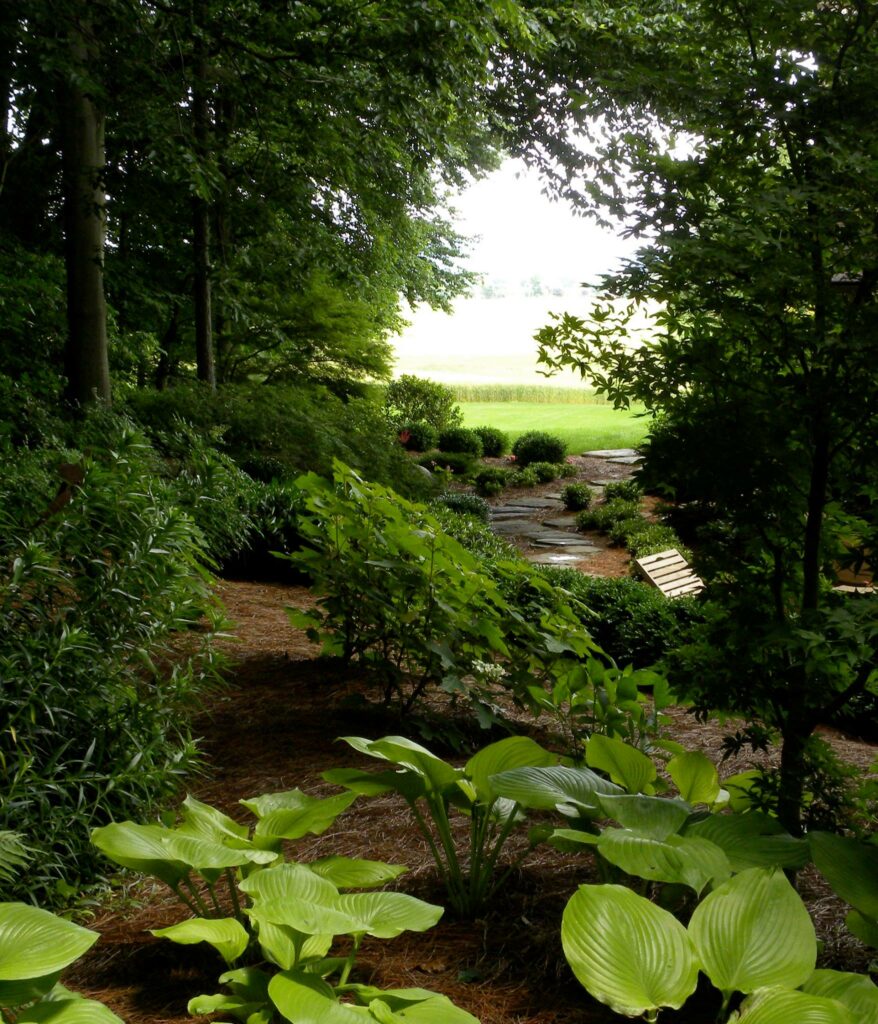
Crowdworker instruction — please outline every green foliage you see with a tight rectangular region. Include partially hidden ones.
[0,902,124,1021]
[429,507,517,566]
[325,735,558,916]
[0,432,219,903]
[576,498,641,533]
[528,460,563,483]
[399,421,439,452]
[471,425,509,457]
[603,480,643,502]
[429,492,490,523]
[93,790,474,1022]
[512,467,539,487]
[384,376,462,432]
[562,483,593,511]
[472,466,510,497]
[511,430,566,467]
[437,426,483,458]
[284,462,602,727]
[417,450,476,476]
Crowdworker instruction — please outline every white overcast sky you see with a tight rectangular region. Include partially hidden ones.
[448,157,637,287]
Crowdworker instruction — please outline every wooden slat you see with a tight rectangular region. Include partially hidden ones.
[635,548,704,600]
[637,549,680,568]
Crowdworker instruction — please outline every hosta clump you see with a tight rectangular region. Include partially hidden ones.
[93,789,478,1022]
[325,734,560,916]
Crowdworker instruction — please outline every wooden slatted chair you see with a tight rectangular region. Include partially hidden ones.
[635,548,705,599]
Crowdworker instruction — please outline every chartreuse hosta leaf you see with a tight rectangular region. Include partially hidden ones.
[464,736,556,802]
[308,856,407,889]
[586,734,656,794]
[688,868,816,1000]
[802,970,878,1024]
[597,794,692,840]
[732,985,855,1023]
[337,736,463,794]
[846,909,878,948]
[16,996,126,1023]
[561,884,699,1018]
[667,751,723,805]
[596,830,730,895]
[0,903,98,1008]
[321,767,425,802]
[248,790,358,847]
[344,985,479,1023]
[177,794,250,845]
[810,831,878,921]
[489,765,623,818]
[682,812,808,872]
[151,917,249,965]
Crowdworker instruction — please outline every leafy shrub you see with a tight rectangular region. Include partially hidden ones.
[513,467,539,487]
[437,426,483,458]
[473,466,510,496]
[576,498,641,532]
[559,461,579,478]
[431,505,518,564]
[608,514,648,546]
[223,479,308,581]
[0,432,218,903]
[537,568,703,667]
[239,452,287,482]
[526,460,560,483]
[562,483,593,511]
[512,430,566,466]
[399,420,439,452]
[604,479,644,501]
[430,491,490,522]
[472,425,509,457]
[384,374,462,431]
[417,450,476,475]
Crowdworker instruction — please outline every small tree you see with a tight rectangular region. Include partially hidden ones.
[536,0,878,833]
[384,375,462,432]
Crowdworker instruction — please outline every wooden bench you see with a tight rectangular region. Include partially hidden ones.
[635,548,704,599]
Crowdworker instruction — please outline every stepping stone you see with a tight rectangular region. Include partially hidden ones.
[526,551,597,565]
[490,521,546,537]
[588,478,617,487]
[490,509,536,519]
[542,517,578,529]
[532,535,598,548]
[583,448,640,459]
[608,455,643,465]
[543,491,564,500]
[495,496,558,509]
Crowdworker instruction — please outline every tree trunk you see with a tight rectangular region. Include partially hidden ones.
[777,717,808,836]
[192,1,215,389]
[59,22,110,406]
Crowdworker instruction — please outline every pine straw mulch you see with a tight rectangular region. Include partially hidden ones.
[68,582,877,1021]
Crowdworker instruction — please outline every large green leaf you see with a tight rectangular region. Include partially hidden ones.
[91,822,189,887]
[465,736,555,802]
[489,765,622,817]
[151,917,249,965]
[683,812,809,871]
[0,904,98,1007]
[734,986,855,1023]
[667,751,721,805]
[253,920,332,971]
[159,832,276,875]
[16,997,125,1023]
[331,892,443,939]
[322,768,425,802]
[251,792,358,845]
[596,794,691,839]
[177,795,250,845]
[338,737,462,793]
[802,970,878,1024]
[585,735,656,794]
[810,832,878,920]
[561,884,699,1017]
[845,909,878,948]
[269,971,367,1023]
[343,986,479,1023]
[308,856,407,890]
[688,868,815,997]
[243,864,350,937]
[596,829,730,894]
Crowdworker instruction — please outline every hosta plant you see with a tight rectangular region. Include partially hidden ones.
[562,868,878,1022]
[0,902,124,1023]
[93,790,478,1022]
[324,734,559,916]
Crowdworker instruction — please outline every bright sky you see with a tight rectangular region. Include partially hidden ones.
[449,157,637,288]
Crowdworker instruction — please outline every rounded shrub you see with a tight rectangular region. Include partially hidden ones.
[384,375,462,432]
[399,421,439,452]
[472,425,509,457]
[473,466,510,497]
[437,427,483,458]
[511,430,566,466]
[604,479,644,501]
[418,450,476,476]
[559,461,579,478]
[431,492,491,522]
[562,483,593,511]
[513,467,539,488]
[529,461,562,484]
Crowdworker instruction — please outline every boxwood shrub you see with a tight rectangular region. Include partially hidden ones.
[473,466,510,497]
[511,430,566,466]
[562,483,593,511]
[437,426,484,458]
[400,421,439,452]
[472,425,509,457]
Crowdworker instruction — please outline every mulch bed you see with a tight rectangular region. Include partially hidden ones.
[67,525,877,1021]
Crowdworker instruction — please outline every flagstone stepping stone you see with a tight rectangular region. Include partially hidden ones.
[583,448,640,459]
[542,516,578,529]
[588,478,618,487]
[543,491,564,500]
[608,455,643,465]
[490,520,546,537]
[495,496,559,509]
[526,551,597,565]
[532,535,598,548]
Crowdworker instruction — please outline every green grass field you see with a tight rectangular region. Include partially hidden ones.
[460,401,649,454]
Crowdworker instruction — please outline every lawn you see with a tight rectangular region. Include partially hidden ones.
[459,400,650,454]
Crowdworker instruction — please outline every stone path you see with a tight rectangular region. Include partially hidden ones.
[486,450,638,568]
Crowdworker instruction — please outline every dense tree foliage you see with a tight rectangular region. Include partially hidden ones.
[536,0,878,831]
